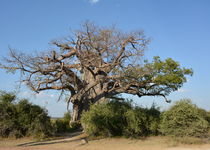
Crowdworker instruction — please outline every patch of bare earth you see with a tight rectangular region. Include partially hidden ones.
[0,133,210,150]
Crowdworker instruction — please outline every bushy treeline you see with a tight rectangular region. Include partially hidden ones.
[0,91,53,139]
[0,91,81,139]
[1,90,209,139]
[81,100,161,138]
[81,99,210,138]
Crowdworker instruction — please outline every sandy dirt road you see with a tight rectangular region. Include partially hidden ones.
[0,133,210,150]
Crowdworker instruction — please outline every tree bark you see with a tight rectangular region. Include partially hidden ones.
[70,67,109,123]
[71,97,108,123]
[71,99,90,123]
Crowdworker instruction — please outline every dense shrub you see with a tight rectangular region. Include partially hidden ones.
[17,99,53,139]
[124,104,160,137]
[0,91,53,139]
[0,92,20,138]
[52,119,69,133]
[81,100,160,138]
[160,99,209,137]
[52,111,81,134]
[81,100,132,137]
[52,111,71,133]
[197,108,210,125]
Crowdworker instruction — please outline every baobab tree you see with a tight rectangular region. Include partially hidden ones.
[0,22,193,122]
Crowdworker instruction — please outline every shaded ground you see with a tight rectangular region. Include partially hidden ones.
[0,132,210,150]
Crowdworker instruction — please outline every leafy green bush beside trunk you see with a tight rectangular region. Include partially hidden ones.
[81,100,161,138]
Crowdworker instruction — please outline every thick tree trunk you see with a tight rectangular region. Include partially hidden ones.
[71,103,81,123]
[70,97,108,123]
[71,99,90,123]
[70,68,108,123]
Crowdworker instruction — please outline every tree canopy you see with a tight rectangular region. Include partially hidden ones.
[0,22,193,122]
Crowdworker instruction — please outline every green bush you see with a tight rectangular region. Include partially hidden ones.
[0,91,53,139]
[52,118,70,133]
[52,111,81,134]
[160,99,209,137]
[81,100,132,137]
[0,92,20,138]
[16,99,53,138]
[63,111,71,122]
[52,119,66,133]
[81,100,160,138]
[124,104,160,137]
[197,108,210,125]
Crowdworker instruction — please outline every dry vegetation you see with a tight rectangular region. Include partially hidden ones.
[0,133,210,150]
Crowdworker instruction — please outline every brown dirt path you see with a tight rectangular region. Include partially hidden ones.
[0,133,210,150]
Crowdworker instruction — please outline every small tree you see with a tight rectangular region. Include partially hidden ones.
[0,22,193,122]
[160,99,209,137]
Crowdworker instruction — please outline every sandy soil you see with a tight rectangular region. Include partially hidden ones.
[0,133,210,150]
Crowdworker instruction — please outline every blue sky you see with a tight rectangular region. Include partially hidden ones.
[0,0,210,117]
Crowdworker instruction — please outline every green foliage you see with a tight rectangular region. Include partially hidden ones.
[63,111,71,121]
[160,99,209,137]
[81,100,131,137]
[0,91,16,103]
[52,111,81,133]
[124,104,161,137]
[16,99,53,139]
[141,57,193,95]
[52,119,68,133]
[0,91,53,139]
[197,108,210,125]
[52,119,70,133]
[0,91,20,138]
[81,100,160,138]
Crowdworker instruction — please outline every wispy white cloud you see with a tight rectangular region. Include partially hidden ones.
[18,91,57,100]
[89,0,100,4]
[177,89,189,93]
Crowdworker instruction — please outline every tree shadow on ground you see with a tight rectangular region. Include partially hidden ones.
[17,131,88,147]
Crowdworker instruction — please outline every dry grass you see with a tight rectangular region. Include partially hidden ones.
[0,134,210,150]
